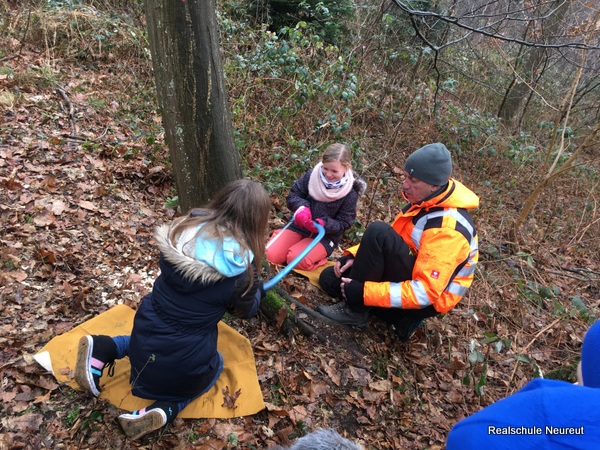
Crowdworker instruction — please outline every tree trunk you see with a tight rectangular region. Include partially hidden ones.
[144,0,242,213]
[497,0,569,126]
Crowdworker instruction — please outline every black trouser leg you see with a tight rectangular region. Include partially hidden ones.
[370,304,438,323]
[318,221,438,332]
[349,221,415,312]
[349,221,415,282]
[319,221,414,299]
[319,265,344,299]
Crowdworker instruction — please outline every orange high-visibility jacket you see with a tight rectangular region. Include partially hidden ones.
[345,179,479,314]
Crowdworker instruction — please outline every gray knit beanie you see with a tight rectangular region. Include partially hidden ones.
[404,143,453,186]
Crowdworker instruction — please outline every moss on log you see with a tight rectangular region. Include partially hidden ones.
[260,288,294,333]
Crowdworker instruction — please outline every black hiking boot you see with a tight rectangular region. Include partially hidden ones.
[316,302,369,328]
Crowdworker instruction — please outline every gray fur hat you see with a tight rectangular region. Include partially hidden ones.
[269,429,363,450]
[404,142,453,186]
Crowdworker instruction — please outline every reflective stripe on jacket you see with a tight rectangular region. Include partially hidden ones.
[346,179,479,313]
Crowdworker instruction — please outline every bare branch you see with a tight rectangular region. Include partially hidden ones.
[392,0,600,50]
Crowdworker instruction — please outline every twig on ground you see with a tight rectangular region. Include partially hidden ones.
[545,270,591,282]
[274,284,338,325]
[56,88,78,138]
[505,318,561,396]
[272,284,338,345]
[554,266,600,277]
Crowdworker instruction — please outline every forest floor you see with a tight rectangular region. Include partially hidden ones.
[1,22,600,450]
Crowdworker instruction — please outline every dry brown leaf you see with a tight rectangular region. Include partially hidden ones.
[275,305,289,330]
[2,413,43,431]
[264,402,289,417]
[213,422,245,440]
[0,177,23,190]
[349,366,371,386]
[287,405,309,425]
[51,199,67,215]
[221,386,241,410]
[362,387,386,403]
[446,389,464,403]
[5,270,28,282]
[33,210,55,227]
[0,391,17,403]
[308,381,330,400]
[78,200,97,211]
[260,341,280,351]
[324,366,341,386]
[368,379,392,391]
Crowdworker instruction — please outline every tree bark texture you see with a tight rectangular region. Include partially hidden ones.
[144,0,242,213]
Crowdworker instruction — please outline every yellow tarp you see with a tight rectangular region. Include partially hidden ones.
[34,304,265,419]
[292,261,334,288]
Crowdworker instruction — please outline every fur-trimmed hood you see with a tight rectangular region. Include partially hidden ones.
[154,224,225,285]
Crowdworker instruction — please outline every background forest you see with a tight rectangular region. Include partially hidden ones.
[0,0,599,448]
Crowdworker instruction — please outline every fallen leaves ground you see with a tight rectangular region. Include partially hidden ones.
[1,37,599,450]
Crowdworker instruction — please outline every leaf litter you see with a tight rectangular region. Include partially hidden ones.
[1,31,599,450]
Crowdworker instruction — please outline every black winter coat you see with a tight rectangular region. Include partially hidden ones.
[128,225,260,402]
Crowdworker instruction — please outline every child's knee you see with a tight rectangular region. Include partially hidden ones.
[266,246,286,264]
[265,233,289,264]
[292,257,313,271]
[288,253,326,271]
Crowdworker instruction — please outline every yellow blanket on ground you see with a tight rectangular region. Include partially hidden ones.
[34,304,265,419]
[292,261,334,288]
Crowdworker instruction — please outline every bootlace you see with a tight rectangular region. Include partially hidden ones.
[330,302,347,312]
[106,360,116,377]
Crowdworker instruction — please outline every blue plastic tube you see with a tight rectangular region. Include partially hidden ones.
[263,222,325,290]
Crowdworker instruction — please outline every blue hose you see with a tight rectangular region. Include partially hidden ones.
[263,222,325,290]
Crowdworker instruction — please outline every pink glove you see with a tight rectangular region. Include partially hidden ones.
[293,206,313,229]
[305,218,324,234]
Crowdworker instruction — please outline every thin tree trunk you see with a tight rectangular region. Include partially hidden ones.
[498,0,569,126]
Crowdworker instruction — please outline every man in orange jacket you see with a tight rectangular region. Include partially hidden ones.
[316,143,479,341]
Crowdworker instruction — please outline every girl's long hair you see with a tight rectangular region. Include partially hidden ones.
[168,179,271,290]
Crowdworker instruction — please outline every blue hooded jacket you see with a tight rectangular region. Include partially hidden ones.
[447,378,600,449]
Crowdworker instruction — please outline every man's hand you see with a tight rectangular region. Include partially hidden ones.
[340,277,351,300]
[334,255,354,277]
[341,277,364,304]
